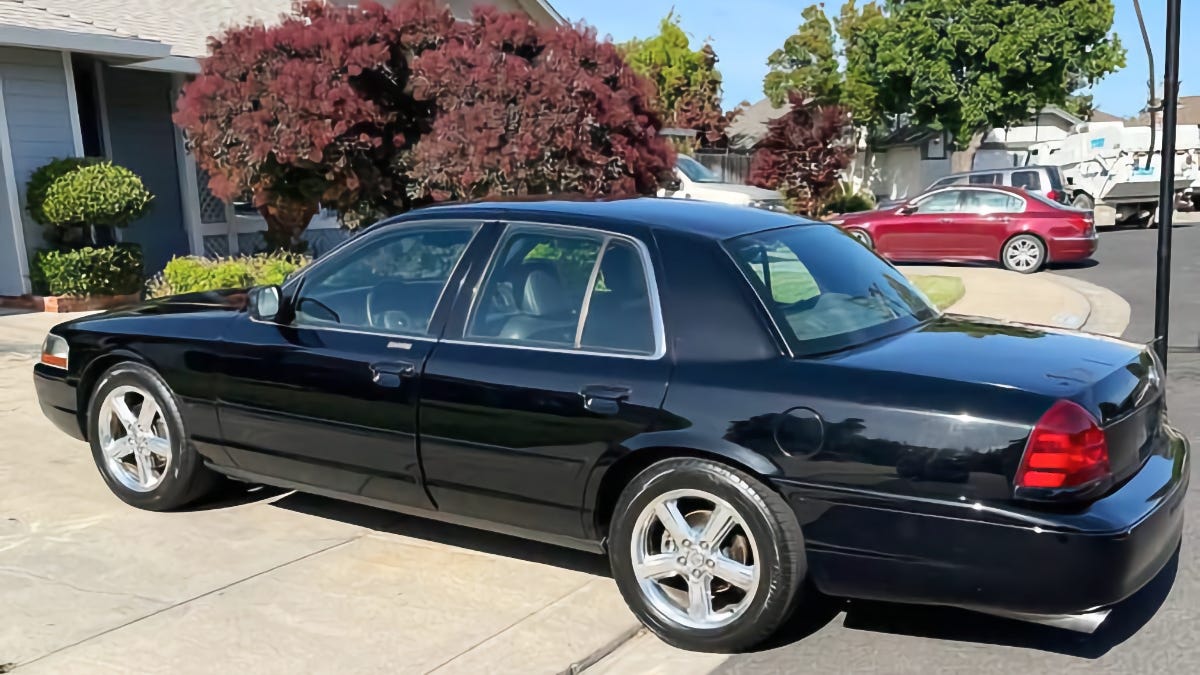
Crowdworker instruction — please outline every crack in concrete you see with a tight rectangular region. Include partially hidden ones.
[0,566,171,606]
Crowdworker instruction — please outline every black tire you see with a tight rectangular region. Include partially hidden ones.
[1000,234,1046,274]
[1072,193,1094,211]
[608,458,808,652]
[87,362,218,511]
[847,228,873,249]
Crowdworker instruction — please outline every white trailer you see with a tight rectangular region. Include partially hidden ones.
[1027,122,1200,226]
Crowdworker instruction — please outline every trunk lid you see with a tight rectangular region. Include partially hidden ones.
[825,315,1164,483]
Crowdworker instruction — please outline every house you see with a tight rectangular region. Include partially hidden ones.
[716,98,1092,202]
[0,0,563,297]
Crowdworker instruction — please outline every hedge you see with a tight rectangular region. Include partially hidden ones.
[30,244,144,296]
[146,253,310,298]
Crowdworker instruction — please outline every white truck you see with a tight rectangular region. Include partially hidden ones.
[1027,122,1200,227]
[662,156,790,212]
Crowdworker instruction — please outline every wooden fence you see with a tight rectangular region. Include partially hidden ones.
[694,152,753,185]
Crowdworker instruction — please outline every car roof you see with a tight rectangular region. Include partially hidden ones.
[922,184,1029,197]
[388,197,811,241]
[938,166,1051,178]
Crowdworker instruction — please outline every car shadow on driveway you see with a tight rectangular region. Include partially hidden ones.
[761,546,1179,658]
[270,491,612,577]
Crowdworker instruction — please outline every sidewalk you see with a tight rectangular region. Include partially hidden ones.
[898,265,1131,337]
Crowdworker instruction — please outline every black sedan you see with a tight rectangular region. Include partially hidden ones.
[34,199,1187,652]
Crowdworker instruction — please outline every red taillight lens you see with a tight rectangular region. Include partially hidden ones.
[1046,190,1059,202]
[1016,400,1110,490]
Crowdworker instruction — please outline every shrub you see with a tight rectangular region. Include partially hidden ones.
[26,157,101,226]
[748,90,854,215]
[42,162,153,228]
[30,245,144,296]
[406,7,675,202]
[174,0,457,243]
[147,253,311,298]
[822,186,875,215]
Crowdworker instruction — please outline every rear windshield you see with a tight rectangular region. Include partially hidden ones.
[726,225,938,356]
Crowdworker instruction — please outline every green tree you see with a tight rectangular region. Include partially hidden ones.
[857,0,1125,169]
[763,4,841,107]
[622,12,730,145]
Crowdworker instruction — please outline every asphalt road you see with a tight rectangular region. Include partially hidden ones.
[716,221,1200,674]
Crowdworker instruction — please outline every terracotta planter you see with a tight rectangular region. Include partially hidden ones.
[0,293,140,313]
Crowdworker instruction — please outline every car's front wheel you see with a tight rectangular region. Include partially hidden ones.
[87,362,218,511]
[609,458,808,652]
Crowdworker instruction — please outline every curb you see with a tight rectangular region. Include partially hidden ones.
[1042,273,1132,338]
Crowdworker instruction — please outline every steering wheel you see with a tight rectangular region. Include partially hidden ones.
[367,280,415,331]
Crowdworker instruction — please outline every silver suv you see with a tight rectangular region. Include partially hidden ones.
[927,166,1071,205]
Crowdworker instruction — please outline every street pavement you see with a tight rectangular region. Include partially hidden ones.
[714,218,1200,674]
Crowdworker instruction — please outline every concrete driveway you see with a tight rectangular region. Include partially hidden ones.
[0,313,636,674]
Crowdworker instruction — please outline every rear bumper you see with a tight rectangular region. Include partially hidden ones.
[777,425,1188,616]
[1048,235,1098,262]
[33,363,85,441]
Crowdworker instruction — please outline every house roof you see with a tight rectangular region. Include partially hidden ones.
[1130,96,1200,126]
[27,0,295,59]
[0,0,169,57]
[3,1,564,67]
[1089,109,1124,124]
[725,98,792,151]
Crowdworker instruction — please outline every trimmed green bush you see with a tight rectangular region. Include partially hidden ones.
[822,190,875,215]
[42,162,153,228]
[30,245,144,296]
[26,157,101,226]
[147,253,310,298]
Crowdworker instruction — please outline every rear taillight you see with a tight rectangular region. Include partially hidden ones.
[1046,190,1059,202]
[1015,400,1110,491]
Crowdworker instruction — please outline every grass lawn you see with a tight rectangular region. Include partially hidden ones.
[909,274,965,310]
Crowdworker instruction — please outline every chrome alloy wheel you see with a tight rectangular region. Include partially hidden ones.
[630,489,760,630]
[1005,237,1042,272]
[97,385,172,492]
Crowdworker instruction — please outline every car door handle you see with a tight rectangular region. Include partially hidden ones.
[580,384,631,416]
[370,360,416,388]
[939,217,953,223]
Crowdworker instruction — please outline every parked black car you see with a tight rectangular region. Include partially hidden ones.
[34,199,1186,652]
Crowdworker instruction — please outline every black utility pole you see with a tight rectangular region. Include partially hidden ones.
[1154,0,1183,369]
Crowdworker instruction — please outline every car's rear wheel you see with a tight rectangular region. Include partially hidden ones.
[609,458,808,652]
[847,228,873,249]
[1001,234,1045,273]
[87,362,218,511]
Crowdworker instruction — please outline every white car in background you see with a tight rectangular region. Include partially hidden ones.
[662,155,790,212]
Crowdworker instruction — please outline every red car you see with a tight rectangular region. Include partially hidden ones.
[829,185,1097,273]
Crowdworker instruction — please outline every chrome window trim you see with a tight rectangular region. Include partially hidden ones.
[461,221,668,360]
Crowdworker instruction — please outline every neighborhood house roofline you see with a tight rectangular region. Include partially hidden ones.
[0,24,170,59]
[1,0,564,73]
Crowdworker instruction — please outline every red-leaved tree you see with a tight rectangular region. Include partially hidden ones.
[404,8,675,202]
[174,1,456,248]
[748,91,854,215]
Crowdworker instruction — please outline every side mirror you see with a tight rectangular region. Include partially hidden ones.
[663,176,683,192]
[249,285,282,321]
[897,204,917,216]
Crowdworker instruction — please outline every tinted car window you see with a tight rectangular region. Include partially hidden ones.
[579,240,657,354]
[1011,170,1042,191]
[961,191,1024,214]
[293,224,477,335]
[968,173,999,185]
[468,228,658,354]
[929,175,965,189]
[914,191,962,213]
[727,225,937,356]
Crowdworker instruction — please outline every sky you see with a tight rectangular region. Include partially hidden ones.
[552,0,1198,118]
